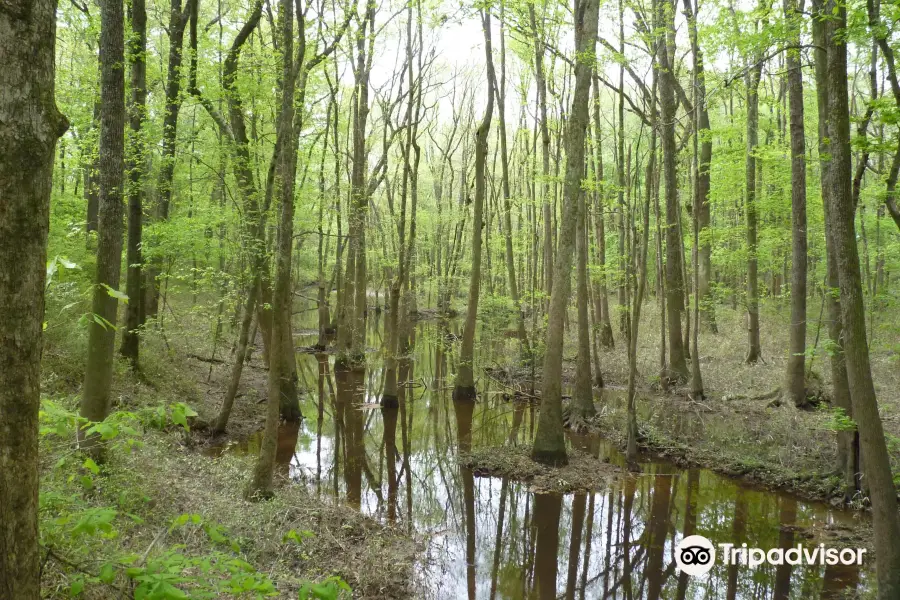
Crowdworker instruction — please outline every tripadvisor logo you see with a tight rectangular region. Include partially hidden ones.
[676,534,868,577]
[676,535,717,576]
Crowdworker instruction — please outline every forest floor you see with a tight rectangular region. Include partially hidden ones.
[39,307,417,600]
[491,297,900,506]
[460,445,625,494]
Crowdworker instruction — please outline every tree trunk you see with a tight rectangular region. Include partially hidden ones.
[783,0,807,407]
[682,0,716,333]
[495,1,530,355]
[658,0,688,381]
[592,74,615,349]
[820,1,900,593]
[248,0,297,499]
[120,0,147,367]
[532,0,598,465]
[529,2,553,304]
[744,50,763,364]
[812,0,857,497]
[571,184,596,425]
[0,2,67,595]
[455,8,495,398]
[146,0,192,319]
[80,0,126,455]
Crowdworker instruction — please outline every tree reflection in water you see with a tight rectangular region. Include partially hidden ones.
[214,318,869,599]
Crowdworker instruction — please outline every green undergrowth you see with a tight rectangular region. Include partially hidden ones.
[37,317,416,599]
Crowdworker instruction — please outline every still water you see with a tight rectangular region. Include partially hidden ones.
[211,315,871,599]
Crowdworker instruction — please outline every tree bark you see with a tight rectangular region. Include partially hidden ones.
[146,0,193,319]
[744,39,763,364]
[80,0,127,454]
[658,0,688,381]
[682,0,716,333]
[248,0,297,499]
[820,1,900,593]
[455,8,495,397]
[532,0,599,465]
[783,0,808,407]
[811,0,857,497]
[529,2,554,304]
[120,0,147,367]
[0,1,67,596]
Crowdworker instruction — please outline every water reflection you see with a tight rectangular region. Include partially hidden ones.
[214,316,872,599]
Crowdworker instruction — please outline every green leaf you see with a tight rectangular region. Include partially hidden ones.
[83,457,100,474]
[100,562,116,584]
[70,578,85,596]
[102,283,129,303]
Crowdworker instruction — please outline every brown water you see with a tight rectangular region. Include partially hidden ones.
[210,315,873,599]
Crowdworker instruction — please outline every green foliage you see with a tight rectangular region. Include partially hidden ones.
[823,407,857,433]
[298,576,352,600]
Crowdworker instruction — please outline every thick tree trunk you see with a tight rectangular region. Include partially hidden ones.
[121,0,147,367]
[80,0,126,453]
[337,5,374,367]
[821,2,900,593]
[532,0,598,465]
[0,2,67,596]
[783,0,807,407]
[812,0,857,497]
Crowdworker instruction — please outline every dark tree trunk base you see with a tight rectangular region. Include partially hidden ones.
[531,448,569,467]
[453,386,477,403]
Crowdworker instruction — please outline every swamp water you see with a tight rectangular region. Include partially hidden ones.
[208,315,872,599]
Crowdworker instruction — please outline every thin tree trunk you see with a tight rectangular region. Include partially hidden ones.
[783,0,807,407]
[659,0,688,381]
[532,0,598,465]
[147,0,192,319]
[455,8,495,397]
[121,0,147,367]
[744,24,764,364]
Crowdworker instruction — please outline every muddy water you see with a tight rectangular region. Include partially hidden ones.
[211,316,873,599]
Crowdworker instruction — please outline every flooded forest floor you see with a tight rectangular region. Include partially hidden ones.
[38,291,900,598]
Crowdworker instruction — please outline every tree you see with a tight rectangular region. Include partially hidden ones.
[454,7,495,401]
[120,0,147,367]
[659,0,688,381]
[818,0,900,593]
[742,5,765,365]
[682,0,715,333]
[783,0,807,407]
[0,0,67,595]
[80,0,126,453]
[248,0,297,498]
[532,0,599,465]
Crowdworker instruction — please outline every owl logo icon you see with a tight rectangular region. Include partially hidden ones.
[676,535,716,576]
